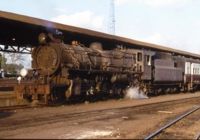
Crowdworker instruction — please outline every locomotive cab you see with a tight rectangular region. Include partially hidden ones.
[141,50,155,81]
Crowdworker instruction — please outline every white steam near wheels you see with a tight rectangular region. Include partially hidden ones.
[125,86,149,99]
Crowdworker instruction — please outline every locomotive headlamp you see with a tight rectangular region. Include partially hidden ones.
[20,68,28,77]
[38,33,47,44]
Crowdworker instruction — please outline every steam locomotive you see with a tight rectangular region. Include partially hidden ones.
[15,31,200,104]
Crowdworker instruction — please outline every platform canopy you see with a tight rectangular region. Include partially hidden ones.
[0,10,200,59]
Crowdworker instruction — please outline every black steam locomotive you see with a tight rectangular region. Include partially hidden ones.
[15,31,200,104]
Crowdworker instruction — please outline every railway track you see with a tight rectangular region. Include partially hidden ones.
[0,105,30,111]
[0,94,200,138]
[0,104,47,112]
[0,95,200,130]
[145,105,200,140]
[0,94,199,112]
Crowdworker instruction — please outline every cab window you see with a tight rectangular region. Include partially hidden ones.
[137,52,142,62]
[145,55,151,66]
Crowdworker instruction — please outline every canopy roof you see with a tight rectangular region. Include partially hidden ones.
[0,10,199,59]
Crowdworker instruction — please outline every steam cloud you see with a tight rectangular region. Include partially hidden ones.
[125,86,149,99]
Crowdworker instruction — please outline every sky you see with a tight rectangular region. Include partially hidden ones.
[0,0,200,65]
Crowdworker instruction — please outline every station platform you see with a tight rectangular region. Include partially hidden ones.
[0,92,17,107]
[0,79,18,107]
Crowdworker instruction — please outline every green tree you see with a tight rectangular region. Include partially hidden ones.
[0,53,7,69]
[5,63,24,74]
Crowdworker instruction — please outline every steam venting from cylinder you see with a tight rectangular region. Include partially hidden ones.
[125,86,149,99]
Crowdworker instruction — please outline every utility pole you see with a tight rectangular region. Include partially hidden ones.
[109,0,115,35]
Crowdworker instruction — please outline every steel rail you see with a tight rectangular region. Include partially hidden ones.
[0,105,31,111]
[0,104,46,111]
[145,105,200,140]
[196,133,200,140]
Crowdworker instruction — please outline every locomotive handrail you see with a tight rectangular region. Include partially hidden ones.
[64,47,138,60]
[69,69,142,74]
